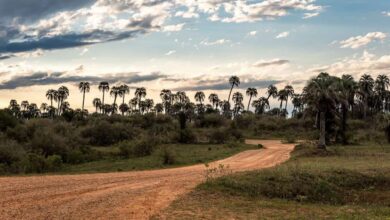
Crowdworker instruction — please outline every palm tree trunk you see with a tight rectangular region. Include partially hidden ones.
[228,85,234,107]
[364,97,368,119]
[82,90,85,117]
[247,95,252,111]
[102,90,105,113]
[341,104,348,145]
[285,96,289,112]
[122,95,125,105]
[318,111,326,149]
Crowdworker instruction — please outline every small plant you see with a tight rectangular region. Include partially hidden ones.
[257,144,264,149]
[159,147,176,165]
[204,163,232,182]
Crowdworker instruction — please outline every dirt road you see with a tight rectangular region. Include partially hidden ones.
[0,140,295,220]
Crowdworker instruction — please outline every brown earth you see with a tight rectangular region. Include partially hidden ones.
[0,140,295,220]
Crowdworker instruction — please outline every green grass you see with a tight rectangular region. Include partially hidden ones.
[61,143,256,174]
[156,142,390,219]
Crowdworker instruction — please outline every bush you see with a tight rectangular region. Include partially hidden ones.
[23,153,47,173]
[196,114,226,128]
[159,147,176,165]
[208,128,226,144]
[46,155,63,171]
[176,128,197,144]
[0,110,18,132]
[119,137,157,158]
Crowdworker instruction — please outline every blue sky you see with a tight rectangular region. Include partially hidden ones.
[0,0,389,110]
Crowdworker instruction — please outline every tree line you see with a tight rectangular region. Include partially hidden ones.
[4,73,390,148]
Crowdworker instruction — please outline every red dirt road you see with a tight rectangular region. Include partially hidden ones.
[0,140,295,220]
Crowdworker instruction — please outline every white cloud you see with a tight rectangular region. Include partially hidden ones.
[165,50,176,56]
[339,32,387,49]
[275,31,290,39]
[163,23,185,32]
[200,39,231,46]
[79,48,89,56]
[175,7,199,18]
[248,31,257,36]
[382,11,390,17]
[303,12,320,19]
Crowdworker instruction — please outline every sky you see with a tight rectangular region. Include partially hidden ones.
[0,0,390,111]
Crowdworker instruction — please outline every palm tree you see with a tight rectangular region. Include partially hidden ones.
[9,100,20,117]
[129,97,138,111]
[194,91,205,105]
[303,72,337,149]
[336,74,357,144]
[246,88,258,111]
[266,85,278,101]
[359,74,374,119]
[284,85,294,112]
[144,99,154,113]
[135,87,147,110]
[40,103,48,114]
[252,97,269,114]
[110,86,121,107]
[79,82,90,115]
[160,89,172,114]
[375,74,390,112]
[46,89,57,109]
[119,103,129,115]
[98,82,110,112]
[60,101,70,113]
[208,93,219,110]
[119,84,130,105]
[154,103,164,114]
[57,86,69,115]
[277,89,287,112]
[93,98,102,113]
[21,101,29,111]
[232,92,243,105]
[228,76,240,107]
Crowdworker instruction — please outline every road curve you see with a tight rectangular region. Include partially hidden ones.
[0,140,295,220]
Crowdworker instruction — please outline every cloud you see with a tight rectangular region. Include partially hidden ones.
[275,31,290,39]
[307,51,390,77]
[248,31,257,36]
[382,11,390,17]
[162,23,185,32]
[0,71,167,90]
[253,59,290,67]
[303,12,320,19]
[165,50,176,56]
[200,39,231,46]
[339,32,387,49]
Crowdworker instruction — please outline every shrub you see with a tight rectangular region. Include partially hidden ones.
[159,147,176,165]
[176,128,197,144]
[46,155,63,171]
[23,153,47,173]
[119,137,157,158]
[196,114,226,128]
[0,110,18,132]
[208,128,226,144]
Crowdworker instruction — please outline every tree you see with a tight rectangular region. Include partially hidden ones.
[40,103,48,114]
[79,82,90,116]
[93,98,102,113]
[119,103,129,115]
[246,88,258,111]
[135,87,147,110]
[208,93,219,110]
[144,99,154,113]
[232,92,243,105]
[375,74,390,112]
[252,97,269,114]
[57,86,69,115]
[98,82,110,113]
[194,91,205,105]
[358,74,374,119]
[284,85,294,112]
[21,101,29,111]
[228,76,240,107]
[110,86,121,107]
[277,89,287,112]
[336,74,357,144]
[154,103,164,114]
[303,72,337,149]
[266,85,278,101]
[160,89,172,114]
[46,89,57,109]
[119,84,130,105]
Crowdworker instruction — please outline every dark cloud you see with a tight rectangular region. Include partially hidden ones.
[0,55,14,60]
[253,59,290,68]
[0,29,145,54]
[175,79,283,91]
[0,71,167,90]
[0,0,94,24]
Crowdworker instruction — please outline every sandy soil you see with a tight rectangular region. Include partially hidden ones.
[0,140,295,220]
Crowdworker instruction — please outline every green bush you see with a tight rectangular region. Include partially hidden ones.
[0,110,18,131]
[119,138,157,158]
[46,155,63,171]
[177,128,197,144]
[23,153,47,173]
[159,147,176,165]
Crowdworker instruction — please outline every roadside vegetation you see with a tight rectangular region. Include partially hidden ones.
[157,142,390,219]
[1,73,390,176]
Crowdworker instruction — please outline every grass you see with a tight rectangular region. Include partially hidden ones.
[156,142,390,219]
[61,143,256,174]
